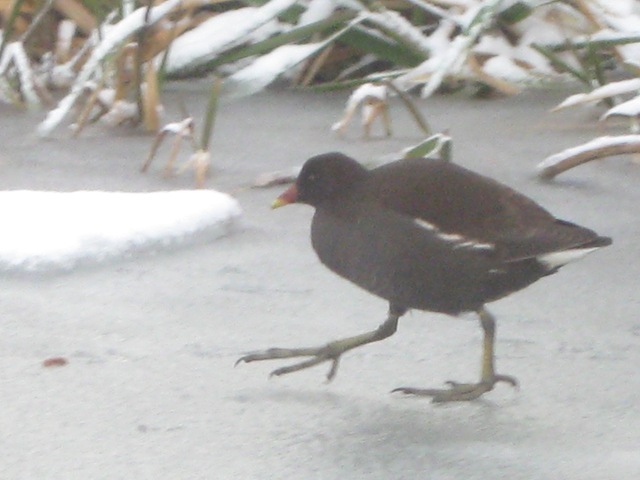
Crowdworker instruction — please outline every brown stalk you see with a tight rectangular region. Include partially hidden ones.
[142,61,160,132]
[538,139,640,179]
[466,54,521,96]
[54,0,96,34]
[298,45,334,87]
[72,77,106,137]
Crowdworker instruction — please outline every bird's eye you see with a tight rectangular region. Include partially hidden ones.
[307,173,318,182]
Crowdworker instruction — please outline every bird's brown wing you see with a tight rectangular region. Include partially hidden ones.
[369,159,608,261]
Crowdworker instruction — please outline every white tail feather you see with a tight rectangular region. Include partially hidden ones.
[537,247,600,270]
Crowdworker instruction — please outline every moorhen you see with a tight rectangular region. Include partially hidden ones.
[238,152,611,402]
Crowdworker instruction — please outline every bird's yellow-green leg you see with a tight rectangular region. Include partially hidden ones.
[237,306,405,381]
[394,307,518,402]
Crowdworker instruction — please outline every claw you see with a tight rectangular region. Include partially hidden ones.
[326,356,340,381]
[494,373,519,388]
[392,374,519,403]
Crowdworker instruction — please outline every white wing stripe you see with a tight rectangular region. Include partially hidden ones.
[413,218,495,251]
[413,218,437,231]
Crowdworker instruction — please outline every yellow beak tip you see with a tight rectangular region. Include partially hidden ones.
[271,198,287,209]
[272,183,298,209]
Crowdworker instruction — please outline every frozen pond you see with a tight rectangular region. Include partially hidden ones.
[1,85,639,479]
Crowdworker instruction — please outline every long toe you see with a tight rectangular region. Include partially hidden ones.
[236,344,344,381]
[393,383,491,402]
[492,373,519,388]
[237,312,401,381]
[236,347,323,365]
[393,374,519,403]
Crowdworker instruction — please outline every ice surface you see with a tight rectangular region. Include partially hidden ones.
[0,190,241,272]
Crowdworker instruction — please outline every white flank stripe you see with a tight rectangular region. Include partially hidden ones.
[413,218,494,251]
[414,218,437,231]
[454,241,494,251]
[438,232,464,242]
[537,247,600,270]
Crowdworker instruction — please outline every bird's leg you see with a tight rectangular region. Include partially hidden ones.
[394,307,518,402]
[237,306,404,381]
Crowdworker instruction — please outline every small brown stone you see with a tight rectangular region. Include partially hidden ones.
[42,357,68,368]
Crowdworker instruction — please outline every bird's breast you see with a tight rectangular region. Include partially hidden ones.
[310,206,502,314]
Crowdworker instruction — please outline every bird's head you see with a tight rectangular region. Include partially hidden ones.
[272,152,368,209]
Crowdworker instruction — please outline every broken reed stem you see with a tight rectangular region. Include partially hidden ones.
[538,139,640,179]
[466,53,520,95]
[0,0,27,61]
[134,2,155,127]
[142,61,161,132]
[298,44,334,87]
[72,76,106,136]
[19,0,56,44]
[384,80,431,135]
[141,133,164,172]
[200,76,222,151]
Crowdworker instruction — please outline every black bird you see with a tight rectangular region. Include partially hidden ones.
[238,153,611,402]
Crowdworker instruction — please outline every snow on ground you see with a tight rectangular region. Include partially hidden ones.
[0,190,241,272]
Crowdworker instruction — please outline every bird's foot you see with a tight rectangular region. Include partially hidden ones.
[236,342,348,381]
[238,313,401,382]
[392,374,518,403]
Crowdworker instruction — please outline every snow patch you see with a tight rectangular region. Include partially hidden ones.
[298,0,336,26]
[164,0,296,74]
[603,96,640,118]
[482,56,530,82]
[224,43,325,98]
[0,190,241,272]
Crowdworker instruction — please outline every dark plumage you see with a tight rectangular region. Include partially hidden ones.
[239,152,611,402]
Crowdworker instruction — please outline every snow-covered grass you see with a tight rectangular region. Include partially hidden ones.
[2,0,640,136]
[0,190,241,272]
[537,135,640,179]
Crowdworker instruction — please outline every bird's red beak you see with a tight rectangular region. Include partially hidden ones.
[272,184,298,209]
